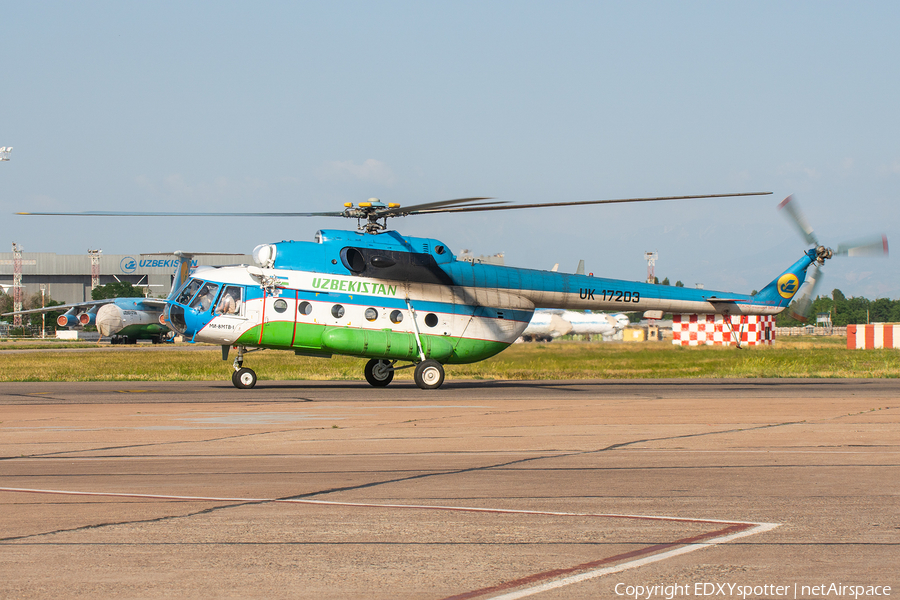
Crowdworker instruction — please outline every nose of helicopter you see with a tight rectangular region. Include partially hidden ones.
[166,303,214,339]
[166,304,187,334]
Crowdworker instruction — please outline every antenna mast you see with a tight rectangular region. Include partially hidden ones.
[645,251,658,284]
[12,243,23,327]
[89,249,102,289]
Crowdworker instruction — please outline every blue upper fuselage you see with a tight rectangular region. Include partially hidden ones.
[257,229,812,314]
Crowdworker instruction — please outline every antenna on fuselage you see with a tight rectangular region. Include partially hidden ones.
[575,259,585,275]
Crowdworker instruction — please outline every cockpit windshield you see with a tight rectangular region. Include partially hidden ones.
[176,279,203,305]
[189,282,220,312]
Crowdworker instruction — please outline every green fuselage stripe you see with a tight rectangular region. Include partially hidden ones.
[234,321,509,364]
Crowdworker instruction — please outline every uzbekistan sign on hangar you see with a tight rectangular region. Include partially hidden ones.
[115,254,251,275]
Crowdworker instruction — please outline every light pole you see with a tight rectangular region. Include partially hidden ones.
[40,284,46,339]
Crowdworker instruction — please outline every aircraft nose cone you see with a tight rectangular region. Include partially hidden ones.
[96,304,125,337]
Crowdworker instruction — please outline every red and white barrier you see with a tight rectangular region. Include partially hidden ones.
[847,324,900,349]
[672,314,775,346]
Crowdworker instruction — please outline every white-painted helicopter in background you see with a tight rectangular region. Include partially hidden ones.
[520,309,630,342]
[18,193,887,389]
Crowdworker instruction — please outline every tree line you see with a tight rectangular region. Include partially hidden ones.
[774,289,900,327]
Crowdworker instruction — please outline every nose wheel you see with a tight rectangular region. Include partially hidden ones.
[232,367,257,389]
[229,345,261,389]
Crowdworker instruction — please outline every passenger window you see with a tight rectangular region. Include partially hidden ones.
[365,307,378,322]
[331,304,345,318]
[215,286,244,316]
[190,282,219,312]
[390,310,403,324]
[298,301,312,316]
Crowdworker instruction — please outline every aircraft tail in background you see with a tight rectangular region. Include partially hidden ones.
[170,252,196,299]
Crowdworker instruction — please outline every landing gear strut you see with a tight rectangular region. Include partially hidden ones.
[230,345,260,389]
[405,296,445,389]
[362,358,445,389]
[414,359,445,390]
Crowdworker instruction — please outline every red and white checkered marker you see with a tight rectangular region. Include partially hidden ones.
[672,314,775,346]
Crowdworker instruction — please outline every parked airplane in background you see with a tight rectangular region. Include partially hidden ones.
[2,252,224,343]
[5,296,170,344]
[18,193,887,388]
[521,309,629,342]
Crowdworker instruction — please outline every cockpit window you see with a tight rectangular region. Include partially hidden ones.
[215,286,244,316]
[190,282,219,312]
[176,279,203,305]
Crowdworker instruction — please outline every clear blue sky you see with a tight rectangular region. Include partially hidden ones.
[3,2,898,299]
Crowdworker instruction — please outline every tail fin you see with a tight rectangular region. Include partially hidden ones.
[753,250,816,307]
[142,251,237,299]
[169,252,196,299]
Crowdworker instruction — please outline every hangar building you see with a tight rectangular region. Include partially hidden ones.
[0,251,252,305]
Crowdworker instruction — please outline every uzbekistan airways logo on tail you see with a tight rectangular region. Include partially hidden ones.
[777,273,800,298]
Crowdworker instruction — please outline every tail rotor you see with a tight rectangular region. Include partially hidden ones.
[787,263,821,322]
[777,196,888,322]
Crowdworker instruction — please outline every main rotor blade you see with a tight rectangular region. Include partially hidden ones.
[788,263,822,322]
[835,235,889,257]
[778,195,818,246]
[406,192,773,215]
[16,210,347,217]
[17,192,771,219]
[17,198,503,219]
[398,201,512,215]
[373,197,502,217]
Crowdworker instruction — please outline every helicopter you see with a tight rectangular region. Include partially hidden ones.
[18,193,887,389]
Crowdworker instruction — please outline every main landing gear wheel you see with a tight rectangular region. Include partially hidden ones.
[364,359,394,387]
[414,359,445,390]
[232,367,257,389]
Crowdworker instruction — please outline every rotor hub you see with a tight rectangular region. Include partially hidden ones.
[342,199,403,234]
[815,245,833,265]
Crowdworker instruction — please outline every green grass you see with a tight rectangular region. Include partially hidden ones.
[0,340,104,350]
[1,337,898,382]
